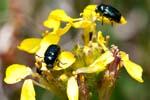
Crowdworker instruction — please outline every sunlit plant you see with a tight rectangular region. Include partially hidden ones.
[4,4,143,100]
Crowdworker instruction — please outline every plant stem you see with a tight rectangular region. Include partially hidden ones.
[98,46,120,100]
[77,74,90,100]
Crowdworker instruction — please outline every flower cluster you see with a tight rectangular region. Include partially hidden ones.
[4,4,143,100]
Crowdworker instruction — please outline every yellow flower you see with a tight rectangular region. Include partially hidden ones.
[72,4,127,45]
[71,5,98,45]
[4,6,143,100]
[119,51,144,83]
[71,4,127,43]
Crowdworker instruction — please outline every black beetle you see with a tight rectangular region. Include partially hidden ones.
[44,44,60,68]
[95,4,121,25]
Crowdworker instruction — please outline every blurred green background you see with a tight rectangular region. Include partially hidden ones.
[0,0,149,100]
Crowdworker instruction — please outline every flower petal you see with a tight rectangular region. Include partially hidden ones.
[120,51,144,83]
[49,9,73,22]
[119,16,127,24]
[53,51,76,70]
[36,34,60,57]
[76,51,114,74]
[82,5,97,20]
[41,34,60,47]
[43,19,60,32]
[83,5,97,12]
[21,79,36,100]
[97,31,108,51]
[76,62,105,74]
[67,76,79,100]
[18,38,41,53]
[72,20,92,28]
[4,64,32,84]
[57,23,72,36]
[95,51,114,65]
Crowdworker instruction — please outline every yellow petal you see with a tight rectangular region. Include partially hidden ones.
[18,38,41,53]
[49,9,73,22]
[84,5,97,12]
[95,51,114,65]
[76,51,114,74]
[41,34,60,46]
[21,79,36,100]
[97,31,108,51]
[82,5,97,20]
[119,16,127,24]
[36,34,60,57]
[43,19,60,32]
[67,76,79,100]
[120,51,144,83]
[4,64,32,84]
[76,62,105,74]
[57,23,72,36]
[53,51,76,70]
[72,20,92,28]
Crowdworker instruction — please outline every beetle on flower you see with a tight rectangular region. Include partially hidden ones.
[4,4,143,100]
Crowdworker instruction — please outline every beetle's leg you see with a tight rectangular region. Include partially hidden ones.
[111,21,113,26]
[110,18,113,26]
[60,62,67,65]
